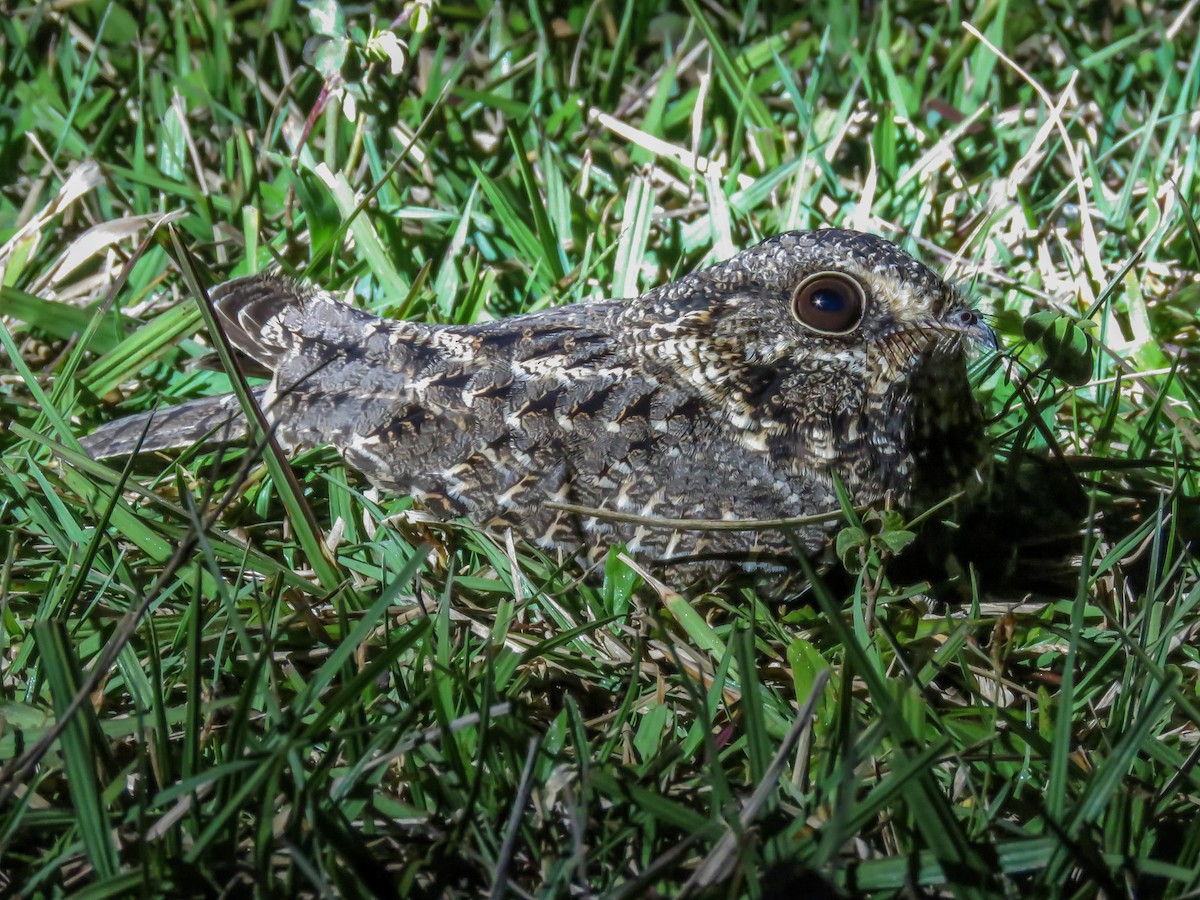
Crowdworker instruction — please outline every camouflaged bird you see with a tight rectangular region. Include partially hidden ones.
[82,230,996,585]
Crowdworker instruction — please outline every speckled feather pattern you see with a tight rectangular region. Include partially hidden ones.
[82,229,994,586]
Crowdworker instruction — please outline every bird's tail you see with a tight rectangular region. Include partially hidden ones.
[80,386,268,459]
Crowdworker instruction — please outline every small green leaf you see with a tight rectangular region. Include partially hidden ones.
[632,702,670,764]
[304,0,346,38]
[1024,311,1095,385]
[158,102,187,181]
[836,525,868,571]
[878,528,917,555]
[602,546,641,616]
[305,36,349,79]
[787,637,830,712]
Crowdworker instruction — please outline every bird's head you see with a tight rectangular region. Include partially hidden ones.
[639,228,994,402]
[630,229,996,478]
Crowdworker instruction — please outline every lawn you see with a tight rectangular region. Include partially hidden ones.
[1,0,1198,895]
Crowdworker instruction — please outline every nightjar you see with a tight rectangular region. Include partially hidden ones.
[82,229,996,585]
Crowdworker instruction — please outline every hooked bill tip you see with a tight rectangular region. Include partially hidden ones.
[943,308,999,351]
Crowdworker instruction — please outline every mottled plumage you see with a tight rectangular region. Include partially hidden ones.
[82,230,995,585]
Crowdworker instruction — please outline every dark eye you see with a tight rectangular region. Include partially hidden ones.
[791,272,866,335]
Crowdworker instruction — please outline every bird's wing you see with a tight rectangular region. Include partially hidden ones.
[209,275,640,534]
[83,274,720,555]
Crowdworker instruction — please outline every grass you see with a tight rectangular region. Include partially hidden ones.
[1,0,1198,895]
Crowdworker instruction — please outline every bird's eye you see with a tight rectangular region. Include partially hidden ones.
[791,272,866,335]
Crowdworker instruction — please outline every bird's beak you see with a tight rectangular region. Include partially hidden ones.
[940,309,999,351]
